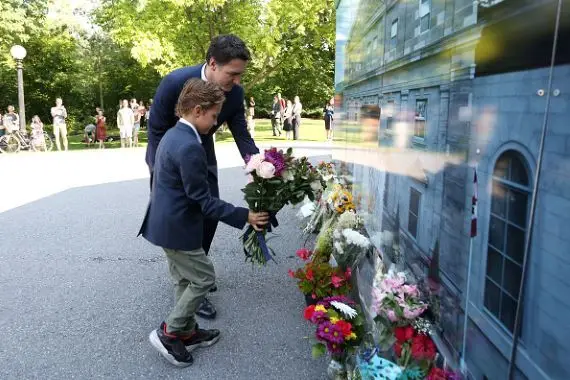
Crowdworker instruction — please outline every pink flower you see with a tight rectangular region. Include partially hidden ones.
[288,269,295,278]
[296,248,311,260]
[345,267,352,280]
[256,161,276,179]
[245,153,265,173]
[386,309,398,322]
[401,285,419,297]
[331,275,344,288]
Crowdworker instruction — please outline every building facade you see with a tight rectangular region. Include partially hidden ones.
[336,0,570,378]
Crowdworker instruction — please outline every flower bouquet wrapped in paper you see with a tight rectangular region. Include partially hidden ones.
[242,147,322,265]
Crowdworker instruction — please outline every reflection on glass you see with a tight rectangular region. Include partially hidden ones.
[335,0,569,378]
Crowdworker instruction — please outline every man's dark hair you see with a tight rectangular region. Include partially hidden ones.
[206,34,251,65]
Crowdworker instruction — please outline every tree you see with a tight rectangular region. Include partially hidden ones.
[96,0,335,114]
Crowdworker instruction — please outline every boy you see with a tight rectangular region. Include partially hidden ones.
[140,78,269,367]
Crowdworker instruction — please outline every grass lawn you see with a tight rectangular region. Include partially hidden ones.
[64,118,326,150]
[215,118,327,144]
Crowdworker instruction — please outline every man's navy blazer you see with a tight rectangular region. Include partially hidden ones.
[145,64,259,180]
[140,121,249,251]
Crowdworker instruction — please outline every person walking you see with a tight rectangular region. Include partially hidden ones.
[51,98,68,151]
[142,34,260,320]
[271,96,282,137]
[117,99,134,148]
[292,95,302,140]
[139,101,147,130]
[324,97,334,141]
[131,98,141,147]
[3,106,19,135]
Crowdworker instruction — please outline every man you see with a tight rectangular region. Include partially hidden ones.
[51,98,68,151]
[117,99,135,148]
[271,96,282,137]
[142,34,259,320]
[84,123,96,147]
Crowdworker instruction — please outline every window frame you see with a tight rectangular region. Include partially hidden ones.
[408,187,421,239]
[419,0,431,33]
[483,150,531,335]
[414,99,427,141]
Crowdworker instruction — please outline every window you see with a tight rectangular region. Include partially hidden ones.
[391,19,398,48]
[408,188,421,238]
[420,0,431,32]
[414,100,427,139]
[372,36,378,51]
[484,151,530,333]
[385,100,395,130]
[384,173,390,207]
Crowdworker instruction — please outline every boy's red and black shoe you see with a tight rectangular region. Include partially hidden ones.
[149,325,194,367]
[180,323,221,352]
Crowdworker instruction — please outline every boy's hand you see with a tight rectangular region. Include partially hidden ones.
[248,211,270,232]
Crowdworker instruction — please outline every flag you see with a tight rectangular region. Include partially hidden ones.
[471,168,478,238]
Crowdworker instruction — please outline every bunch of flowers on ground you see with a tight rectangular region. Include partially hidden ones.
[242,147,323,265]
[289,249,352,300]
[304,296,365,360]
[332,223,371,269]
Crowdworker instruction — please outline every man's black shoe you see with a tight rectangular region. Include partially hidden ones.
[181,323,221,352]
[196,297,217,319]
[209,284,218,293]
[149,326,194,367]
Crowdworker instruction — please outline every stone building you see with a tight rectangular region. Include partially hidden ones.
[336,0,570,378]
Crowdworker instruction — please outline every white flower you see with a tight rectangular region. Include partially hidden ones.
[342,229,370,248]
[334,241,344,254]
[245,153,265,173]
[310,180,322,191]
[333,230,341,239]
[322,174,333,181]
[331,301,357,319]
[282,170,295,182]
[256,161,276,179]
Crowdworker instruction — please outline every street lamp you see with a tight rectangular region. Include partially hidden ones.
[10,45,27,133]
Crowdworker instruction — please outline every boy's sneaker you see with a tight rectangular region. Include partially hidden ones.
[181,323,221,352]
[149,327,194,367]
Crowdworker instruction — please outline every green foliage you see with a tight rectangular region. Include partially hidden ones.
[312,343,326,359]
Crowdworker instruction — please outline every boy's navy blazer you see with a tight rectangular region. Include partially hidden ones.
[145,64,259,177]
[140,121,249,251]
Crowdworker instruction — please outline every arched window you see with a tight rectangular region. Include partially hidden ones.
[484,150,531,333]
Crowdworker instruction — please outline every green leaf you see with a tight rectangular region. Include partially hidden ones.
[311,343,326,359]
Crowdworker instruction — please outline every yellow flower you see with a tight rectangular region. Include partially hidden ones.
[330,317,340,324]
[347,333,357,340]
[314,305,326,313]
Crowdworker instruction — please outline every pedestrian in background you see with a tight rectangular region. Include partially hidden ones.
[292,95,302,140]
[283,99,293,140]
[96,109,106,149]
[323,97,334,141]
[271,96,282,137]
[51,98,68,151]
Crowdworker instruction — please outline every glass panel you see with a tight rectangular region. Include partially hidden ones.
[508,188,528,228]
[410,188,420,214]
[509,155,529,186]
[500,294,518,333]
[506,224,525,264]
[489,216,506,251]
[484,279,501,317]
[504,259,522,299]
[494,155,509,180]
[491,182,507,218]
[335,0,561,377]
[486,246,503,284]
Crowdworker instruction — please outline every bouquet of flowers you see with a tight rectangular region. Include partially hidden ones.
[289,248,352,300]
[393,325,437,376]
[242,148,323,265]
[371,269,427,324]
[332,225,371,269]
[316,161,337,183]
[303,296,365,360]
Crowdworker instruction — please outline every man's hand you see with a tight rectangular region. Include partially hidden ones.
[248,211,270,232]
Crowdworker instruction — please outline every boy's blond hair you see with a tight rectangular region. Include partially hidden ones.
[176,78,225,117]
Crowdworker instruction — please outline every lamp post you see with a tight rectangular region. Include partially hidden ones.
[10,45,27,133]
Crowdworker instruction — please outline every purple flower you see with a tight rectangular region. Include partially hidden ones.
[326,341,345,355]
[264,148,286,176]
[310,310,328,324]
[316,321,345,344]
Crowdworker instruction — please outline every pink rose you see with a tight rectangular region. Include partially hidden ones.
[386,309,398,322]
[256,161,276,179]
[245,153,265,173]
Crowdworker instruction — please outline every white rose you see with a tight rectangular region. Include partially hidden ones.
[256,161,276,179]
[310,181,322,191]
[282,170,295,182]
[245,153,265,173]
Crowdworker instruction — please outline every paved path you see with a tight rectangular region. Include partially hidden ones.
[0,144,330,379]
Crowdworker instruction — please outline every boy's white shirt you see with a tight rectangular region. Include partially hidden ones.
[179,117,202,144]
